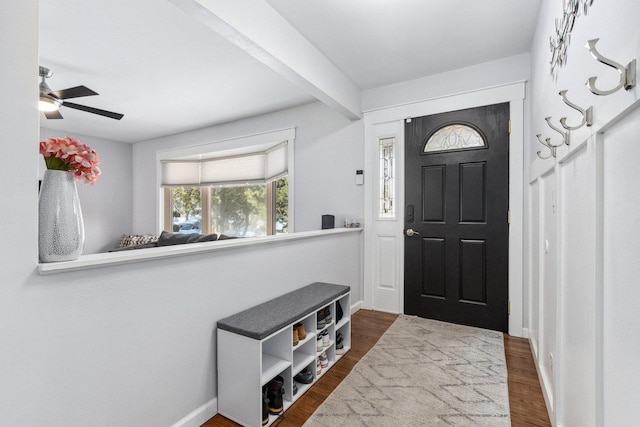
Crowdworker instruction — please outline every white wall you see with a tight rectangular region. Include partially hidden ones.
[0,3,365,426]
[362,53,531,112]
[527,0,640,425]
[39,128,133,254]
[0,0,43,424]
[132,101,364,235]
[529,0,640,176]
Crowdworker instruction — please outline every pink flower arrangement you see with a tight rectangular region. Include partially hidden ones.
[39,136,101,185]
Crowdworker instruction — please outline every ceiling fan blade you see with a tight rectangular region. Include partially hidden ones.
[63,101,124,120]
[50,85,98,100]
[44,110,63,119]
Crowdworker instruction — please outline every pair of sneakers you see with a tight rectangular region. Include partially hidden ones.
[316,306,332,329]
[336,332,345,355]
[319,352,328,368]
[316,330,330,351]
[316,352,328,375]
[294,366,314,384]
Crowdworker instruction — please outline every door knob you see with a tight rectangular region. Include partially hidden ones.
[405,228,420,237]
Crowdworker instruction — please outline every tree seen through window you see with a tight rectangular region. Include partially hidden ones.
[169,177,288,236]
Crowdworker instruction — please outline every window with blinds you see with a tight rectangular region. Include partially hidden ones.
[159,132,292,237]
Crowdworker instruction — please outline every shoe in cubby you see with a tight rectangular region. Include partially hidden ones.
[266,375,284,415]
[262,387,269,426]
[317,309,325,329]
[319,352,328,368]
[322,330,330,348]
[324,306,332,324]
[336,332,345,355]
[294,366,314,384]
[294,322,307,340]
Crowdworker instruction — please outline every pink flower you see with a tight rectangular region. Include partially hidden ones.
[40,136,101,185]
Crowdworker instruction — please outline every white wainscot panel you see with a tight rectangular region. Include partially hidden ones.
[528,180,540,359]
[602,105,640,427]
[377,235,397,290]
[539,170,557,414]
[558,144,597,427]
[373,234,399,312]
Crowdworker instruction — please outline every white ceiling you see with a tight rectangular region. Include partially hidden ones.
[38,0,541,144]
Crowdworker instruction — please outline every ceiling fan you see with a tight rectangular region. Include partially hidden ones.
[39,66,124,120]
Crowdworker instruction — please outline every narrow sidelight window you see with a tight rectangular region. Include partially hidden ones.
[379,137,395,218]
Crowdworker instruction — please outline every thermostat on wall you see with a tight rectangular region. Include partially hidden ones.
[356,170,364,185]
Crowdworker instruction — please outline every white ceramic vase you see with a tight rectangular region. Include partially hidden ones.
[38,169,85,262]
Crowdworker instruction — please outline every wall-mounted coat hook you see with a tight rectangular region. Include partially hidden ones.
[559,90,593,130]
[585,38,636,96]
[545,116,570,146]
[536,134,556,159]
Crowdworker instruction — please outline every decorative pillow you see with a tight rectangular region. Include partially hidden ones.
[117,234,159,248]
[157,231,218,246]
[109,242,158,252]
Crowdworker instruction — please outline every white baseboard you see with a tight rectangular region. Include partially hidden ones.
[371,307,400,315]
[528,337,555,426]
[171,398,217,427]
[351,300,363,314]
[521,327,529,339]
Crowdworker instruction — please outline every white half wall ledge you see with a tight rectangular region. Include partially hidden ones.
[38,228,362,275]
[169,0,361,121]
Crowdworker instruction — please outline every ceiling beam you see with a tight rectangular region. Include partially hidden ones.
[168,0,361,120]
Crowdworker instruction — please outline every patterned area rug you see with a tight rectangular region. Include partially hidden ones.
[303,315,510,426]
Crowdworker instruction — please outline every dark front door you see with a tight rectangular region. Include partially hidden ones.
[404,103,510,332]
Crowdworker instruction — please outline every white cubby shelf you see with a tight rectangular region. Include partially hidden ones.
[217,282,351,427]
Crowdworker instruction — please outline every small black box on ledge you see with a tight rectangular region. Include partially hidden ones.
[322,214,335,229]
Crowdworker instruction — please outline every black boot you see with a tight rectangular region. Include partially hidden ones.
[267,375,284,415]
[262,385,269,425]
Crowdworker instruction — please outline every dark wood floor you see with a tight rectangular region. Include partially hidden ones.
[203,310,550,427]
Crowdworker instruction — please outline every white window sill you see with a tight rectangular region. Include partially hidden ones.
[37,228,362,275]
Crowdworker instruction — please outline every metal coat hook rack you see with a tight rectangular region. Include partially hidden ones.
[545,116,570,146]
[559,90,593,130]
[585,38,637,96]
[536,134,556,159]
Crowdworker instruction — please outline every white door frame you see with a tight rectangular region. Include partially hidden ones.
[363,82,525,337]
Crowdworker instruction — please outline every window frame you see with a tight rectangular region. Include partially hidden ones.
[162,179,285,236]
[156,128,295,235]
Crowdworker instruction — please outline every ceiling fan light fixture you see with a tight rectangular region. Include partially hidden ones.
[39,94,62,112]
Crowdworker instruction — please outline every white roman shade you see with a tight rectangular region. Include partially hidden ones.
[265,142,288,182]
[161,161,200,186]
[161,141,288,187]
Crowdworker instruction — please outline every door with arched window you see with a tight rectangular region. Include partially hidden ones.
[404,103,510,332]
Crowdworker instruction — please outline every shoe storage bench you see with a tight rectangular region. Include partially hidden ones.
[217,282,351,427]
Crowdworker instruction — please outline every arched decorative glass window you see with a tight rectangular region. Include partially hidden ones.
[423,124,485,153]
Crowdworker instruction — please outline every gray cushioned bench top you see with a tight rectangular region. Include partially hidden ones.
[217,282,350,340]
